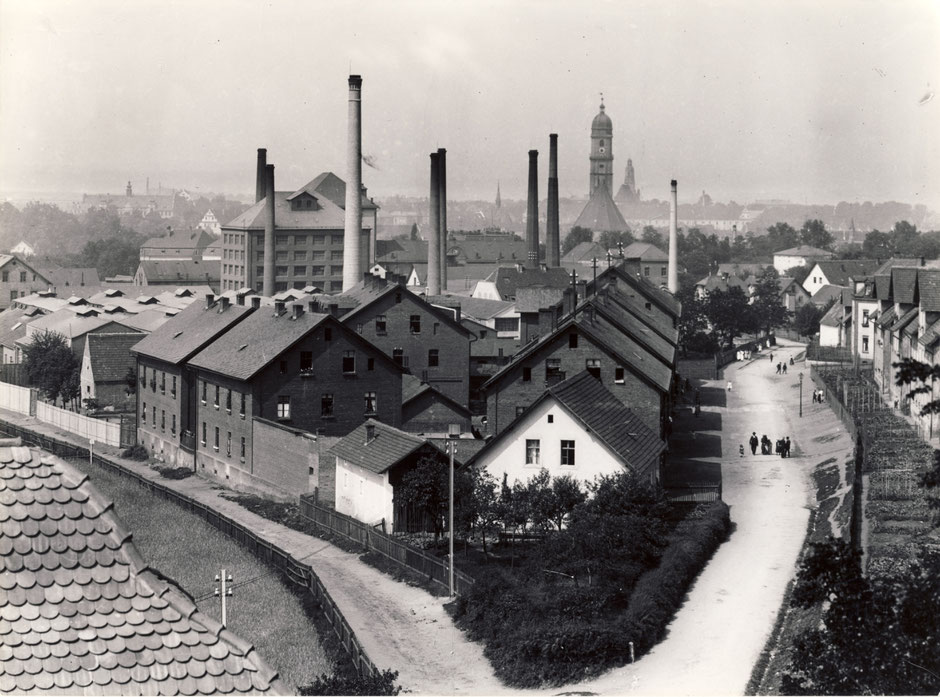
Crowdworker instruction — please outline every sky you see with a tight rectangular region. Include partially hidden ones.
[1,0,938,208]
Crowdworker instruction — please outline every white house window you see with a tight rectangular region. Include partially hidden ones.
[615,367,625,384]
[277,395,291,419]
[561,440,576,466]
[364,391,377,415]
[525,439,540,466]
[862,337,870,353]
[862,310,870,327]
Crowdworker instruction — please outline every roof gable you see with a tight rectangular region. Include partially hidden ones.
[328,419,445,474]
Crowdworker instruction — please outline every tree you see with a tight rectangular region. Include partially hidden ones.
[792,303,824,338]
[641,226,664,248]
[124,366,137,396]
[548,475,586,531]
[598,229,634,253]
[562,226,593,255]
[749,267,791,334]
[766,222,800,253]
[398,453,472,540]
[863,229,893,258]
[782,539,940,695]
[23,331,79,407]
[471,470,501,556]
[676,286,714,356]
[783,263,812,287]
[800,219,834,250]
[703,286,755,348]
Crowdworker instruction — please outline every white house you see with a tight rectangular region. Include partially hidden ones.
[197,209,221,236]
[467,370,664,488]
[773,245,834,275]
[10,241,34,258]
[802,259,880,297]
[329,419,455,533]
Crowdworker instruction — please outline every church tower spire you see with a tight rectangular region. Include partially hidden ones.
[589,95,614,197]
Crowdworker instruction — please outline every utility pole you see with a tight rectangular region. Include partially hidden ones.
[214,570,233,626]
[592,257,598,293]
[447,424,460,597]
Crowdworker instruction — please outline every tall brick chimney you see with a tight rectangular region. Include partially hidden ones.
[255,148,267,203]
[262,164,275,297]
[342,75,363,292]
[668,179,678,294]
[526,150,539,268]
[427,152,441,296]
[438,148,447,290]
[547,134,560,267]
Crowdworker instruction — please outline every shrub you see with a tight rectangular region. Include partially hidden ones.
[299,669,400,696]
[121,444,149,461]
[155,466,194,480]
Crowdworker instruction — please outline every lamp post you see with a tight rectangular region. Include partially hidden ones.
[447,423,460,597]
[799,372,803,418]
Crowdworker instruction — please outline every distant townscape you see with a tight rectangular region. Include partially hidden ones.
[0,75,938,697]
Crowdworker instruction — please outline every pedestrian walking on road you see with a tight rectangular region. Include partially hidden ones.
[782,363,788,374]
[776,439,784,457]
[770,352,774,363]
[790,356,794,366]
[812,389,817,403]
[776,362,782,374]
[785,437,792,457]
[761,434,772,454]
[750,432,759,455]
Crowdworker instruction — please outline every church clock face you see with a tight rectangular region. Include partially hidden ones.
[599,146,606,154]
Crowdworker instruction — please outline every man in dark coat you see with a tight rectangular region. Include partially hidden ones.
[750,432,759,455]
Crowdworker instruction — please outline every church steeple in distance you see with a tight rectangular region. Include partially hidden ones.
[589,94,614,197]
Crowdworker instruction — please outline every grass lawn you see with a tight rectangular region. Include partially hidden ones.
[65,458,333,692]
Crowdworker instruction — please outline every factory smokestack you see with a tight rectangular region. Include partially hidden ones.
[668,179,678,294]
[438,148,447,290]
[262,164,275,297]
[547,135,560,267]
[255,148,267,203]
[342,75,363,292]
[427,152,442,295]
[526,150,539,268]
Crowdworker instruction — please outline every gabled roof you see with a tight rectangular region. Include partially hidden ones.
[35,266,100,289]
[0,306,37,350]
[130,298,253,365]
[588,262,682,318]
[332,279,471,336]
[470,371,664,478]
[85,332,145,382]
[328,418,445,475]
[561,241,608,264]
[917,268,940,312]
[620,241,669,262]
[773,245,834,258]
[21,311,142,343]
[515,287,566,313]
[601,285,679,345]
[375,239,428,264]
[819,302,844,328]
[223,172,375,230]
[695,274,747,293]
[892,267,919,304]
[918,318,940,349]
[890,307,918,333]
[449,238,528,265]
[426,296,516,322]
[716,262,771,279]
[588,295,677,365]
[484,266,572,302]
[141,228,217,252]
[136,259,220,284]
[811,284,848,306]
[810,259,880,286]
[402,374,472,416]
[0,439,285,694]
[876,306,897,328]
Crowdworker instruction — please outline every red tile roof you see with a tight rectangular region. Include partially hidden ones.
[0,439,285,694]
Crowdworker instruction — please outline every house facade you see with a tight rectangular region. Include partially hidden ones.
[80,333,144,410]
[772,245,835,274]
[0,255,51,310]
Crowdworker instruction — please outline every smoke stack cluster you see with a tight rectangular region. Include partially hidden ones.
[255,148,267,203]
[526,150,539,268]
[342,75,363,292]
[546,135,560,267]
[427,152,442,295]
[668,179,678,294]
[437,148,447,290]
[262,164,275,297]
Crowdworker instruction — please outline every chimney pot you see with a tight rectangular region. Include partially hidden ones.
[308,300,318,314]
[274,300,286,315]
[329,303,339,317]
[292,304,303,320]
[251,296,261,310]
[205,293,215,309]
[219,296,230,311]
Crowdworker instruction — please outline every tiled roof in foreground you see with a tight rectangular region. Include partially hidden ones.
[0,439,285,695]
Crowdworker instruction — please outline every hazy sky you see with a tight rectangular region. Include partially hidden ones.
[1,0,938,207]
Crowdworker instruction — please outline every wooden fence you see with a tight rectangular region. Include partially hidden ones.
[0,380,33,415]
[36,401,122,447]
[299,496,475,596]
[0,418,381,680]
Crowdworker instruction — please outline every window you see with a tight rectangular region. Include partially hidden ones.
[201,381,207,404]
[226,389,232,412]
[240,392,246,417]
[294,235,307,246]
[561,440,576,466]
[644,301,652,311]
[160,372,165,394]
[293,266,306,276]
[1,272,6,282]
[214,384,220,408]
[330,250,343,261]
[312,234,325,245]
[375,315,387,334]
[428,349,439,367]
[356,323,363,334]
[862,310,870,327]
[410,315,421,333]
[525,439,540,465]
[324,327,332,342]
[214,427,220,451]
[342,350,356,374]
[240,436,246,462]
[201,422,206,446]
[321,393,334,417]
[547,414,554,423]
[545,358,563,380]
[393,348,404,367]
[367,357,375,371]
[226,432,232,458]
[275,266,288,276]
[494,317,518,333]
[256,266,264,277]
[152,407,156,427]
[661,267,667,277]
[586,359,601,379]
[294,251,307,261]
[433,322,439,335]
[615,367,625,384]
[862,336,870,353]
[277,395,291,420]
[644,266,651,277]
[300,351,313,372]
[522,366,532,382]
[364,391,377,415]
[142,401,146,420]
[311,250,325,261]
[171,376,176,398]
[160,410,165,431]
[19,272,26,282]
[568,333,578,349]
[311,265,325,276]
[279,360,287,374]
[276,251,288,262]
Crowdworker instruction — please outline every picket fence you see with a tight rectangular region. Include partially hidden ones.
[36,401,121,447]
[0,381,33,415]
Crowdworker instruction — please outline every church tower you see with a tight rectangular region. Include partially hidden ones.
[589,97,614,197]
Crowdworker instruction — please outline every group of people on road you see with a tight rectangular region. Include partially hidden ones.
[748,431,792,458]
[812,388,825,403]
[775,362,788,374]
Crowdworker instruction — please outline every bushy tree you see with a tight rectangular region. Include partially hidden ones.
[398,453,473,540]
[703,286,755,348]
[641,225,664,248]
[548,475,586,531]
[598,229,634,254]
[800,219,834,250]
[300,669,400,696]
[23,330,79,406]
[749,267,791,334]
[792,302,824,338]
[562,226,593,255]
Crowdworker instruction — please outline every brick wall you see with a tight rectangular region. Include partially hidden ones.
[346,289,470,407]
[137,358,186,463]
[249,418,319,495]
[401,391,471,433]
[485,330,663,436]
